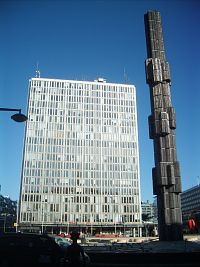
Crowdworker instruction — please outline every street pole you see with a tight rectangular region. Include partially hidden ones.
[67,222,69,234]
[3,214,7,233]
[16,202,19,233]
[91,223,93,236]
[0,107,27,233]
[41,206,44,234]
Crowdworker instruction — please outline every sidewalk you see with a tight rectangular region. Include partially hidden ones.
[84,235,200,253]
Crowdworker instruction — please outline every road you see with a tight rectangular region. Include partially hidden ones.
[87,251,200,267]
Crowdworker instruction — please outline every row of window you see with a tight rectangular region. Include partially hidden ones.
[25,153,137,163]
[181,191,200,202]
[22,182,138,193]
[23,173,138,185]
[27,124,136,137]
[25,140,136,149]
[30,96,135,109]
[22,203,139,214]
[29,106,135,119]
[22,195,139,205]
[22,186,140,198]
[31,91,135,103]
[25,136,136,148]
[21,211,140,224]
[29,102,136,116]
[22,181,139,191]
[23,174,138,184]
[29,88,135,103]
[24,156,136,168]
[31,79,134,94]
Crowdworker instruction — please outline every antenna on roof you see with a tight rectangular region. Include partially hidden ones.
[123,68,129,84]
[35,62,40,78]
[197,176,200,186]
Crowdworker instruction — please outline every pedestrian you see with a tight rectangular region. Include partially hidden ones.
[66,231,86,267]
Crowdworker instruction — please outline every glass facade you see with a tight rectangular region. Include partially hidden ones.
[18,78,141,231]
[141,200,157,224]
[181,185,200,222]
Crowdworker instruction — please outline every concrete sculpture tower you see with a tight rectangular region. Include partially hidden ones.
[144,11,183,241]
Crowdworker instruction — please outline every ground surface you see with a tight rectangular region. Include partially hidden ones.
[84,235,200,266]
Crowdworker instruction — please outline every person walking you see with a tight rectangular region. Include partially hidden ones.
[66,231,86,267]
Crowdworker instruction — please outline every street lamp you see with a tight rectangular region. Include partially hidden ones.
[27,207,32,232]
[0,107,27,233]
[3,213,7,233]
[0,108,27,122]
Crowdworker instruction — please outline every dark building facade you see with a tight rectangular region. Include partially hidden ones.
[181,185,200,223]
[0,195,17,232]
[141,200,154,223]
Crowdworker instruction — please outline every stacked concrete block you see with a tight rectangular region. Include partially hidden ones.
[144,11,183,241]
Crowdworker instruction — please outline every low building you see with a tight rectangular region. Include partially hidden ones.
[0,195,17,232]
[181,184,200,223]
[141,200,158,237]
[141,200,154,222]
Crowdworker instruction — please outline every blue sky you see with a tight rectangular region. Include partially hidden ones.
[0,0,199,202]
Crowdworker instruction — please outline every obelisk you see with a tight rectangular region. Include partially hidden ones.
[144,11,183,241]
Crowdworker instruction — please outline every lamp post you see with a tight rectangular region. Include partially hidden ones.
[67,222,69,234]
[91,223,93,236]
[27,208,32,232]
[114,220,117,235]
[41,205,44,234]
[3,213,7,233]
[1,107,27,233]
[0,108,27,122]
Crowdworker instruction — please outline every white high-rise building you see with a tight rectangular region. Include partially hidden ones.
[18,77,142,236]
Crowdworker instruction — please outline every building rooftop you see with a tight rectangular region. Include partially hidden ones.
[182,184,200,194]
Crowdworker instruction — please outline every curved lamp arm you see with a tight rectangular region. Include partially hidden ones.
[0,108,28,122]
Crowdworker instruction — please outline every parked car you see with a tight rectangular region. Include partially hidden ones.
[48,235,91,265]
[0,232,67,267]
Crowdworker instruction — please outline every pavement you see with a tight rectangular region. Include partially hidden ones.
[83,235,200,253]
[84,235,200,266]
[131,236,200,253]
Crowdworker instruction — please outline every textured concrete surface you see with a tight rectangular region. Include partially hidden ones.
[84,236,200,253]
[85,236,200,266]
[144,10,183,241]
